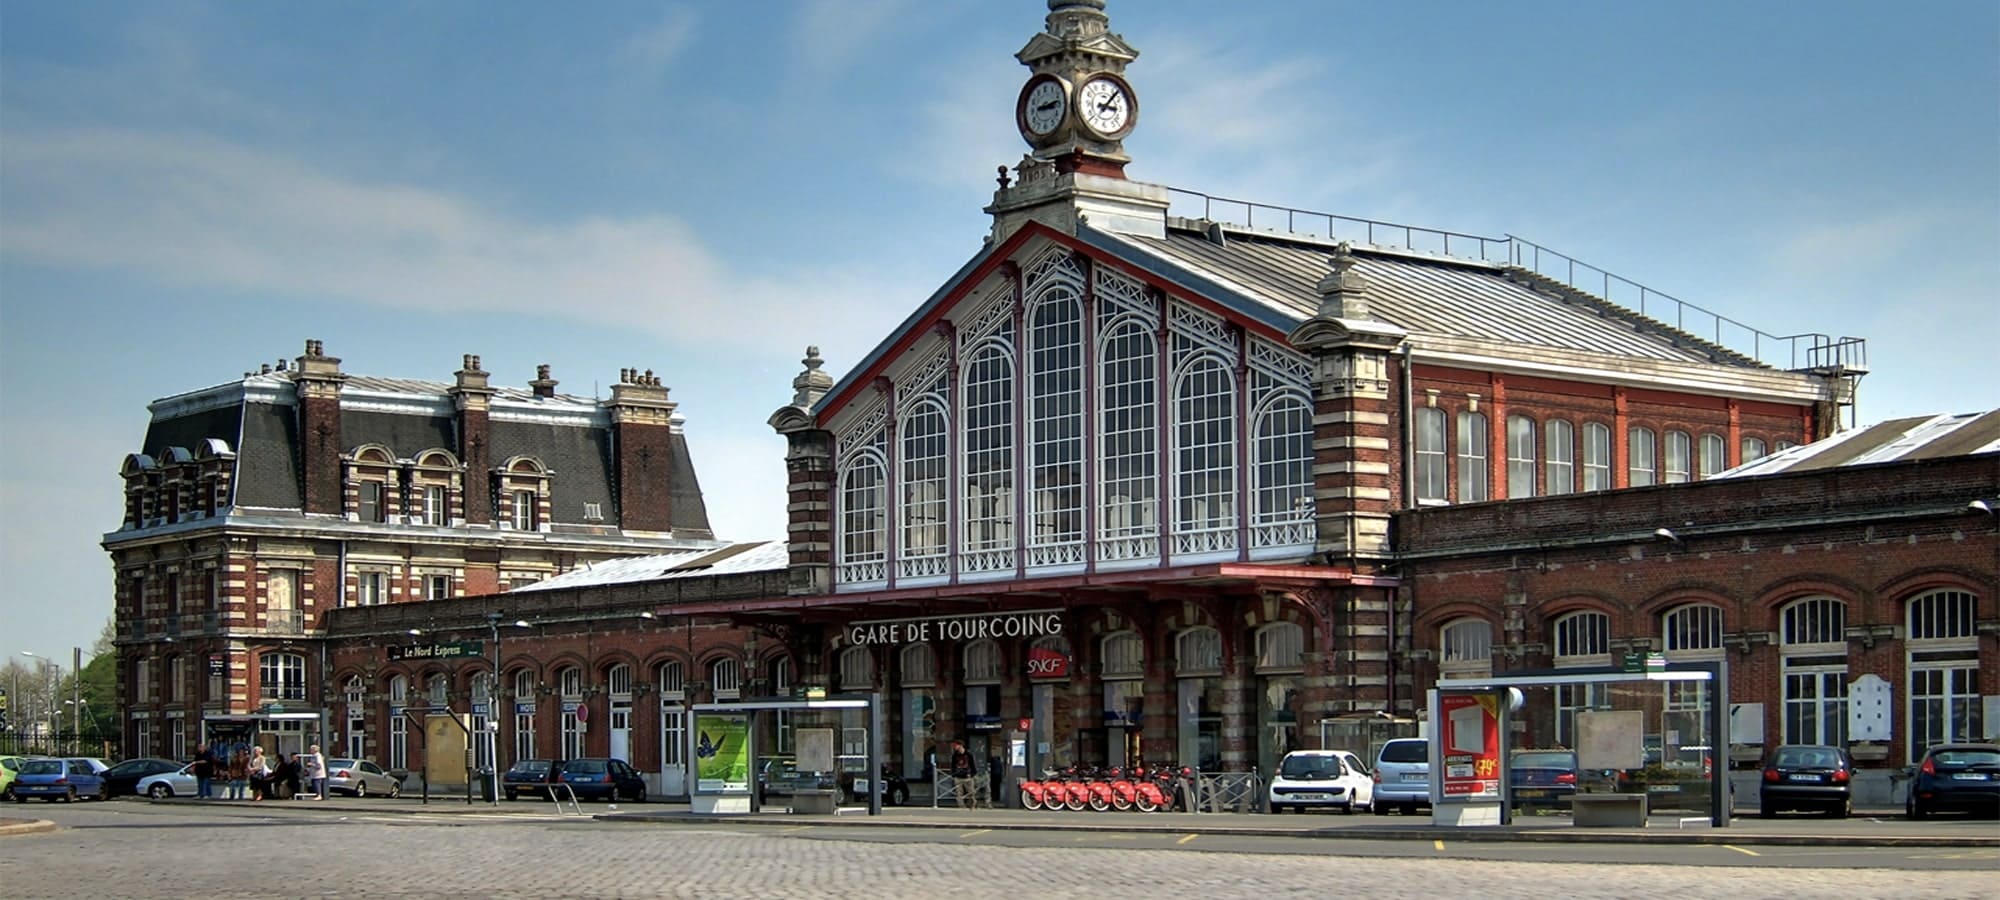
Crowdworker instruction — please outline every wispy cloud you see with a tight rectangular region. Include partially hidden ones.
[621,5,700,76]
[0,126,922,360]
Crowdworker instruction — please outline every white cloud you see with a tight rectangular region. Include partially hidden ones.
[621,5,701,75]
[0,126,925,361]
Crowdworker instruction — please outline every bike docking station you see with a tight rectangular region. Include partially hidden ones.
[688,690,882,817]
[1431,658,1730,830]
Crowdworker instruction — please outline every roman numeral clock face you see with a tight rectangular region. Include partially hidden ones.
[1077,75,1134,139]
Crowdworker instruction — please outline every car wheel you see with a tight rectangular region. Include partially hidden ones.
[1759,804,1776,819]
[388,781,402,799]
[96,785,110,801]
[355,781,369,798]
[65,787,78,803]
[148,783,171,799]
[1373,801,1389,816]
[506,789,519,801]
[1909,799,1927,820]
[1829,798,1850,819]
[1340,802,1354,815]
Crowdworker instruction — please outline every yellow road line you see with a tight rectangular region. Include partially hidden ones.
[1177,834,1199,845]
[1722,845,1760,857]
[1433,840,1446,851]
[959,829,992,838]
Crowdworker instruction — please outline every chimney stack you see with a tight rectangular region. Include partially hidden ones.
[529,364,559,399]
[450,353,497,524]
[292,338,347,516]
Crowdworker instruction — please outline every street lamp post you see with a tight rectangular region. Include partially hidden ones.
[486,615,529,806]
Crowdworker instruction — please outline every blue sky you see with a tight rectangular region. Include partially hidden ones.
[3,1,1995,664]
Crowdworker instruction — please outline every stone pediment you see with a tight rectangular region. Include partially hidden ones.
[1015,31,1138,67]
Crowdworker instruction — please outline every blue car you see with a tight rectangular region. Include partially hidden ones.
[12,757,112,803]
[555,758,647,802]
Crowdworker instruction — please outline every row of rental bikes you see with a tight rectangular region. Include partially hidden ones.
[1018,764,1196,813]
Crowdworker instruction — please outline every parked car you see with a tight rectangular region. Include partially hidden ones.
[556,758,646,802]
[1268,749,1374,814]
[1759,744,1853,818]
[1371,738,1432,815]
[325,758,402,798]
[1906,742,2000,819]
[11,757,111,803]
[1509,749,1578,812]
[757,757,836,801]
[103,758,186,798]
[502,759,565,800]
[0,755,37,801]
[136,763,199,799]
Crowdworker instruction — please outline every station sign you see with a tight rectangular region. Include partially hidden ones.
[845,609,1063,647]
[388,641,483,661]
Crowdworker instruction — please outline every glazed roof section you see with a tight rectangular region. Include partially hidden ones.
[1088,218,1763,368]
[1712,409,2000,478]
[511,541,787,592]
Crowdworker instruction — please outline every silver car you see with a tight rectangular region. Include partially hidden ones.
[324,759,402,798]
[1371,738,1433,815]
[137,763,199,799]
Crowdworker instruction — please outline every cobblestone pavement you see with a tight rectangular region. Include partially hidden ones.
[0,808,1990,899]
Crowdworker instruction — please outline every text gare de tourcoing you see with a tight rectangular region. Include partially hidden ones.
[844,611,1063,647]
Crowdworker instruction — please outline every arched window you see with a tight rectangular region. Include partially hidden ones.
[388,674,410,769]
[1102,631,1145,732]
[1662,604,1724,656]
[1098,318,1158,561]
[1028,289,1085,564]
[1699,433,1727,478]
[1457,410,1489,502]
[839,646,874,691]
[837,450,888,584]
[1506,414,1536,498]
[343,675,367,758]
[1545,419,1575,495]
[899,399,949,578]
[709,658,741,699]
[1907,590,1980,759]
[1664,430,1692,483]
[1414,407,1448,502]
[1741,437,1768,464]
[607,663,632,699]
[964,640,1002,684]
[1552,611,1611,746]
[1176,627,1222,675]
[1101,632,1145,679]
[656,661,684,700]
[1255,622,1304,672]
[428,673,449,705]
[1629,427,1658,487]
[557,667,585,758]
[900,644,936,686]
[1440,619,1493,678]
[1250,393,1313,549]
[1781,597,1847,745]
[1582,422,1612,491]
[1173,356,1236,552]
[512,669,536,761]
[960,340,1015,573]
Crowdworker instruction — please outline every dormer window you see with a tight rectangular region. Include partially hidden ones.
[359,482,385,523]
[511,490,535,530]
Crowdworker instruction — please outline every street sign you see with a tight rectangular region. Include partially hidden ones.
[388,641,484,661]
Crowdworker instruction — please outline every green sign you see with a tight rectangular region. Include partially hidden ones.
[1620,651,1667,673]
[388,641,483,661]
[695,714,749,790]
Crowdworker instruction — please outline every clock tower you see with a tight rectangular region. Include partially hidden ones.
[989,0,1168,242]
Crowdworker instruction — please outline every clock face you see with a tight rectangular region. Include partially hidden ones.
[1021,76,1068,138]
[1077,75,1134,138]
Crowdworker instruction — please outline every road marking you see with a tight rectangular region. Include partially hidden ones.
[1722,845,1760,857]
[958,829,991,838]
[1177,834,1199,845]
[1433,840,1446,851]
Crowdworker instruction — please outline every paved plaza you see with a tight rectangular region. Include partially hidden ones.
[1,801,1993,899]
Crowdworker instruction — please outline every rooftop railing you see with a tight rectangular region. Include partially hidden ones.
[1165,187,1868,373]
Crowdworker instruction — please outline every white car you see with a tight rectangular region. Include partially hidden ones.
[137,763,199,799]
[1268,749,1374,814]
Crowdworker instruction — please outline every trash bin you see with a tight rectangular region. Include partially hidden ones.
[476,768,498,802]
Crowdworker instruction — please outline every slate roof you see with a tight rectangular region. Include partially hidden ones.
[1712,410,2000,479]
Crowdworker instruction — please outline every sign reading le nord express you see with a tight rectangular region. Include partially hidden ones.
[388,641,484,661]
[845,609,1062,647]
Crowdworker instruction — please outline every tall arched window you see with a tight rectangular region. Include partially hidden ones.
[1098,318,1158,562]
[1906,590,1980,760]
[1741,437,1768,464]
[1173,356,1236,553]
[1781,597,1847,746]
[1255,622,1306,773]
[1028,289,1085,565]
[839,646,874,691]
[1661,603,1724,738]
[1251,393,1313,550]
[343,675,367,758]
[512,669,536,762]
[1439,619,1493,679]
[898,644,935,781]
[1582,422,1612,491]
[1175,627,1223,772]
[1664,430,1692,483]
[1457,410,1489,502]
[1553,611,1611,746]
[1506,414,1537,498]
[961,340,1015,574]
[1699,433,1727,478]
[1415,407,1448,502]
[558,666,585,759]
[898,399,949,579]
[1628,427,1658,487]
[1545,419,1575,495]
[709,658,741,700]
[837,448,887,585]
[388,674,410,769]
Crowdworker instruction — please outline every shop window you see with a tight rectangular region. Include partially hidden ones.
[1456,410,1489,502]
[1414,407,1448,503]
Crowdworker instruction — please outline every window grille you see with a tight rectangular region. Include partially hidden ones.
[1098,319,1158,559]
[960,340,1016,570]
[899,399,949,574]
[1250,393,1312,548]
[1028,290,1085,561]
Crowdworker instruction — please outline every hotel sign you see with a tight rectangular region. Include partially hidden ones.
[845,609,1063,647]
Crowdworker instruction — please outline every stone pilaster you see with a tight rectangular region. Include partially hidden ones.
[769,348,836,596]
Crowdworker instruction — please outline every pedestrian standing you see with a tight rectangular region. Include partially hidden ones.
[226,750,248,800]
[304,744,328,800]
[249,747,271,801]
[949,741,980,808]
[192,743,216,799]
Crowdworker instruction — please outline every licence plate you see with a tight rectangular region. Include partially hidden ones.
[854,779,870,792]
[1403,773,1427,782]
[1789,774,1822,782]
[1299,793,1329,801]
[1517,789,1549,798]
[1951,773,1987,781]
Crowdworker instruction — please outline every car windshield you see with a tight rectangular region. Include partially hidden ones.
[1774,747,1840,768]
[327,760,357,769]
[510,761,553,774]
[21,760,63,775]
[565,760,607,775]
[1932,749,2000,768]
[1513,752,1575,770]
[1379,741,1427,764]
[1278,755,1342,778]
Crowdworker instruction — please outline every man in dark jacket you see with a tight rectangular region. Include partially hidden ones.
[192,743,216,799]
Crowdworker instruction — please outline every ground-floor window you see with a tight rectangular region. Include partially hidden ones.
[1783,664,1848,746]
[561,706,585,760]
[1103,679,1143,768]
[390,718,407,770]
[1031,682,1075,772]
[1177,677,1222,771]
[1257,676,1301,775]
[472,712,492,770]
[513,703,536,764]
[168,717,186,761]
[1909,664,1981,761]
[901,689,934,781]
[662,707,686,768]
[1555,683,1609,748]
[130,718,151,758]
